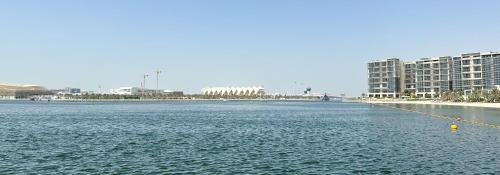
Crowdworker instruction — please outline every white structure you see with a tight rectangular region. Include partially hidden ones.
[110,87,140,95]
[202,86,265,96]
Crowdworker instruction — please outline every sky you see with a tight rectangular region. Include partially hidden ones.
[1,0,500,96]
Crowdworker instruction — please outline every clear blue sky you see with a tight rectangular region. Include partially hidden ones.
[1,0,499,96]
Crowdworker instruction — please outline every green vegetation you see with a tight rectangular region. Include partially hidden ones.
[439,89,500,103]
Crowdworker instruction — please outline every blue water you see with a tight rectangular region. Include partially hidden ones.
[0,101,499,174]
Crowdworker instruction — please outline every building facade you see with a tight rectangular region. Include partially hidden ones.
[415,57,452,98]
[110,87,140,95]
[451,53,483,93]
[482,52,500,90]
[367,58,402,98]
[403,62,416,95]
[367,51,500,98]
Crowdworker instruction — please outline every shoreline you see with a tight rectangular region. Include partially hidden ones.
[364,100,500,109]
[0,98,325,103]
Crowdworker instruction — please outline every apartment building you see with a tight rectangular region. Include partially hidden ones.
[367,58,402,98]
[415,57,452,98]
[403,62,416,94]
[367,51,499,98]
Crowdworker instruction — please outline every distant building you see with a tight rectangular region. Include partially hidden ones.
[367,58,402,98]
[65,87,81,94]
[163,90,184,96]
[0,83,52,99]
[110,87,140,95]
[202,86,265,96]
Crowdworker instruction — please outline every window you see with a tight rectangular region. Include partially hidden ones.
[433,63,439,68]
[473,59,481,64]
[474,73,481,78]
[424,82,431,86]
[425,70,431,74]
[462,60,470,65]
[434,76,439,80]
[463,80,470,86]
[433,82,440,86]
[425,76,431,80]
[463,74,471,78]
[433,70,439,74]
[462,67,470,72]
[424,64,431,68]
[473,66,481,71]
[440,63,448,68]
[474,80,481,85]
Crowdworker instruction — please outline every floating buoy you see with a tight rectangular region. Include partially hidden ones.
[450,124,458,129]
[456,117,462,122]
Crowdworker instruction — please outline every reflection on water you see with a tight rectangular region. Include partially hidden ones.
[0,101,499,174]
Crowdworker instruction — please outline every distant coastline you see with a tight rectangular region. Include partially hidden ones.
[0,98,326,103]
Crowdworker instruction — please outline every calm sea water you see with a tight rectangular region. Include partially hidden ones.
[0,100,499,174]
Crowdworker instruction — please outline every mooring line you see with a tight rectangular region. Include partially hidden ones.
[369,103,500,129]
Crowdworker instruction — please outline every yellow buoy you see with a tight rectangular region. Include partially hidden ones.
[450,124,458,129]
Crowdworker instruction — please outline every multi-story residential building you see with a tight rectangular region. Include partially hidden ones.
[367,58,402,98]
[367,51,500,98]
[451,53,484,94]
[482,52,500,90]
[403,62,416,95]
[415,57,452,98]
[451,52,500,94]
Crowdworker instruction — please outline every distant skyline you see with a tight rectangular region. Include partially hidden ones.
[1,0,500,96]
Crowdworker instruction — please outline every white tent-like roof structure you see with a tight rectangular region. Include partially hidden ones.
[201,86,265,96]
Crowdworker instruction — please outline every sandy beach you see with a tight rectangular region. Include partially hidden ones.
[364,100,500,109]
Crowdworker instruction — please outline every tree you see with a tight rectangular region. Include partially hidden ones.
[490,89,500,102]
[451,91,464,102]
[440,91,452,101]
[468,90,482,102]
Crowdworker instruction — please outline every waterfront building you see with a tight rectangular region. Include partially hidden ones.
[0,83,52,99]
[163,90,184,96]
[202,86,265,97]
[110,87,140,95]
[367,51,500,98]
[451,53,484,93]
[367,58,402,98]
[65,87,81,94]
[415,56,452,98]
[481,52,500,90]
[403,62,416,95]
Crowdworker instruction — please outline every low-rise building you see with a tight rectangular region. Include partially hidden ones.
[110,87,140,95]
[202,86,265,97]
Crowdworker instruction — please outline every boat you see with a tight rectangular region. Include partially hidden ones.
[321,93,330,101]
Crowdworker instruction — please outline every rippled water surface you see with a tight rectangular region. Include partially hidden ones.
[0,101,499,174]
